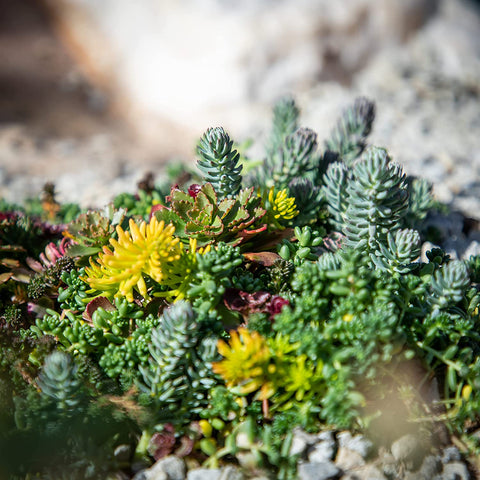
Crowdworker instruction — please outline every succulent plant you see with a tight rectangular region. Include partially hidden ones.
[197,127,243,200]
[36,351,84,410]
[85,216,184,302]
[154,183,266,247]
[65,204,127,258]
[325,96,376,165]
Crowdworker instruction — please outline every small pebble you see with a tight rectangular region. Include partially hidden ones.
[419,455,442,477]
[132,469,167,480]
[149,456,186,480]
[442,461,470,480]
[187,468,222,480]
[308,433,337,463]
[297,461,342,480]
[219,466,245,480]
[343,465,387,480]
[334,447,365,470]
[441,446,461,464]
[391,434,423,468]
[337,432,373,459]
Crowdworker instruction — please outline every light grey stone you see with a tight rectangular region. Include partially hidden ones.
[419,455,442,478]
[308,440,337,463]
[403,472,423,480]
[290,433,310,457]
[187,468,222,480]
[347,465,387,480]
[297,461,342,480]
[391,434,422,464]
[132,469,167,480]
[334,447,365,470]
[442,462,470,480]
[291,427,324,457]
[441,446,461,464]
[337,432,373,459]
[149,456,186,480]
[219,466,245,480]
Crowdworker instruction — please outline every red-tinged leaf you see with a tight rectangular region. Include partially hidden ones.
[174,199,195,219]
[148,424,176,461]
[199,183,218,205]
[0,245,25,253]
[0,272,13,284]
[243,251,281,266]
[252,228,296,251]
[167,185,191,204]
[175,435,194,457]
[218,197,236,219]
[26,257,44,273]
[1,258,20,268]
[224,288,271,316]
[237,187,254,204]
[12,267,33,283]
[83,296,116,324]
[188,183,201,198]
[149,203,167,219]
[267,296,290,317]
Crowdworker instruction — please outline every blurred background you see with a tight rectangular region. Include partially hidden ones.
[0,0,479,212]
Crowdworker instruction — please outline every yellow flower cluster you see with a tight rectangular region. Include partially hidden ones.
[213,327,274,400]
[86,216,184,302]
[213,328,324,408]
[267,187,299,221]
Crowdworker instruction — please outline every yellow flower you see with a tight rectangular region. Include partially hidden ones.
[212,327,273,399]
[85,216,182,301]
[267,187,299,221]
[156,238,211,302]
[462,384,472,401]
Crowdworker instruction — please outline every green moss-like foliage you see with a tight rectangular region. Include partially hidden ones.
[1,96,480,479]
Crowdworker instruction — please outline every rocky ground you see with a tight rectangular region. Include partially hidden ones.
[107,427,477,479]
[0,0,479,216]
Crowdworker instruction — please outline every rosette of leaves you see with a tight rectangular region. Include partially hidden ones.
[26,239,75,301]
[65,203,126,259]
[325,96,376,165]
[371,229,421,274]
[213,328,325,420]
[428,260,470,312]
[139,301,219,420]
[265,96,300,160]
[256,127,319,190]
[342,147,409,254]
[197,127,243,200]
[262,187,299,229]
[154,183,266,248]
[287,178,325,226]
[85,216,184,302]
[36,351,84,410]
[322,161,349,232]
[405,177,435,229]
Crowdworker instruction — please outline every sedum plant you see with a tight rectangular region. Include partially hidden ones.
[1,95,480,480]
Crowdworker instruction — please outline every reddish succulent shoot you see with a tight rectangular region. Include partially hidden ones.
[223,288,289,320]
[188,184,202,198]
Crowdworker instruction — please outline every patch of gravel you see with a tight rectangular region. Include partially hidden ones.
[124,428,476,480]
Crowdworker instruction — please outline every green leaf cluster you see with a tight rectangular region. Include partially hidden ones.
[1,96,480,479]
